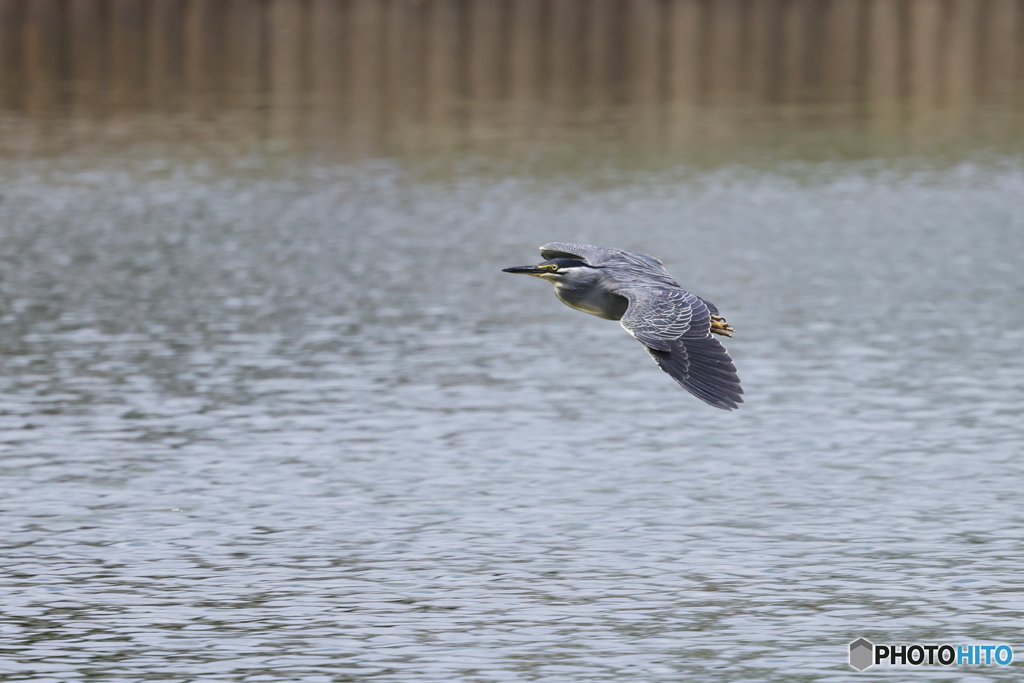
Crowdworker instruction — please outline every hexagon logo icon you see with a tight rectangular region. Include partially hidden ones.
[849,638,874,671]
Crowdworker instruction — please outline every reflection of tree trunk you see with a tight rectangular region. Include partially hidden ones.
[946,0,977,107]
[110,0,146,113]
[824,0,860,105]
[189,0,231,120]
[185,0,209,117]
[708,0,741,106]
[148,0,178,112]
[586,0,614,108]
[866,0,901,135]
[427,0,461,152]
[69,0,101,137]
[667,0,700,147]
[269,0,304,149]
[350,0,381,154]
[908,0,940,143]
[26,0,58,119]
[749,0,781,103]
[0,1,25,112]
[224,0,265,148]
[627,0,661,155]
[942,0,978,138]
[385,0,424,156]
[980,0,1018,102]
[781,0,809,104]
[509,0,541,134]
[549,0,580,128]
[628,0,660,105]
[469,0,503,145]
[309,0,343,152]
[225,0,263,109]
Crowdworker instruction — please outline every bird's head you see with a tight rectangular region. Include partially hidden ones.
[501,258,594,284]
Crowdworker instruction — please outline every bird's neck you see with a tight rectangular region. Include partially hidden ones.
[552,280,628,321]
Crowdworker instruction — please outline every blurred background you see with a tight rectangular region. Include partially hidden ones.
[2,0,1023,163]
[2,3,1024,682]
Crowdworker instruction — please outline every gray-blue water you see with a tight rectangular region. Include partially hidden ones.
[2,157,1023,681]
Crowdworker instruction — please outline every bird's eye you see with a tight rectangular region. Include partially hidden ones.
[547,264,559,271]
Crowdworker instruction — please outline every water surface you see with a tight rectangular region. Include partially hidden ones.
[1,153,1023,680]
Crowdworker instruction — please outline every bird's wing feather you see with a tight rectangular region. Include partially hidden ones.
[644,337,743,410]
[697,296,720,316]
[540,242,664,269]
[539,242,608,263]
[617,287,701,351]
[617,287,743,411]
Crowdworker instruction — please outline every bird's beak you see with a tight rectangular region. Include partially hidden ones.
[502,265,547,277]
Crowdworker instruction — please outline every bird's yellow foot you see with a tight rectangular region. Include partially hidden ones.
[710,315,734,337]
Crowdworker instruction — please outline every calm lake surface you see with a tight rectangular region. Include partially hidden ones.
[2,3,1024,679]
[2,151,1023,682]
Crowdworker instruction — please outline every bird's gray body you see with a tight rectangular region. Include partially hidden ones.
[503,242,743,410]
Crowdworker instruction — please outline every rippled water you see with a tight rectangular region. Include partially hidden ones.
[1,155,1023,681]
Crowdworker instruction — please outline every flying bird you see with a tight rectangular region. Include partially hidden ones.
[503,242,742,410]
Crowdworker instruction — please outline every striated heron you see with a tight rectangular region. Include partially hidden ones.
[503,242,742,410]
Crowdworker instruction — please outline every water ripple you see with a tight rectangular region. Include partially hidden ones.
[1,158,1023,681]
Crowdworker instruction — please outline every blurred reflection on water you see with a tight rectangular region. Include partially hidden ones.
[1,0,1023,164]
[2,3,1024,683]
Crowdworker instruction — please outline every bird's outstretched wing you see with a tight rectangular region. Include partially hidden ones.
[617,287,743,411]
[540,242,664,269]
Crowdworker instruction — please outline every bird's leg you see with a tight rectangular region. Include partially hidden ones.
[710,315,734,337]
